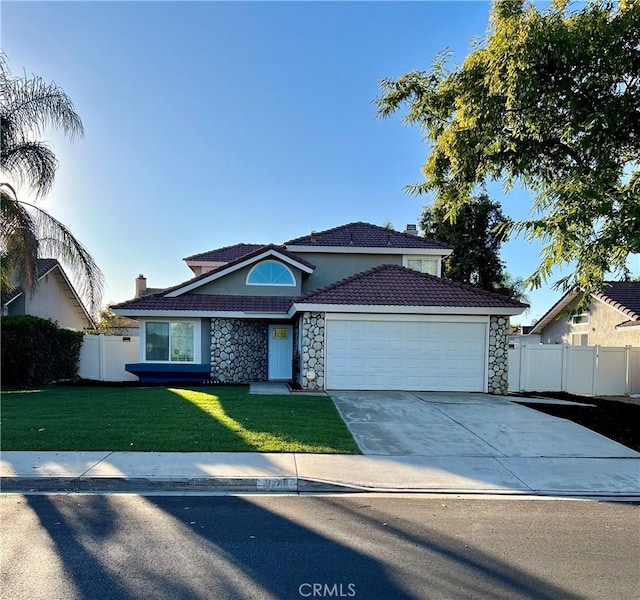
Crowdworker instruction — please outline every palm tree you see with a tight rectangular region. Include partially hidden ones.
[1,54,103,312]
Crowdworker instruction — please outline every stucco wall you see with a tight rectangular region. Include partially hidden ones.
[294,253,403,292]
[541,295,639,347]
[192,260,302,296]
[18,269,92,330]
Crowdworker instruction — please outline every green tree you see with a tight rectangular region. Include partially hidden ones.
[91,306,135,335]
[376,0,640,298]
[0,54,103,312]
[419,194,511,293]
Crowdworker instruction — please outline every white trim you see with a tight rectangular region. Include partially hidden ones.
[139,318,202,363]
[115,309,291,319]
[285,245,452,257]
[324,313,489,324]
[246,260,296,287]
[167,249,313,297]
[289,303,525,317]
[402,255,441,276]
[184,260,227,269]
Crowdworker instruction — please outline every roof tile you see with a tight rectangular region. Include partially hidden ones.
[112,294,295,313]
[285,222,452,250]
[184,243,265,263]
[298,264,527,309]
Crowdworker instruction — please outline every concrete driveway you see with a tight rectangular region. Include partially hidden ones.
[327,391,640,495]
[330,391,638,458]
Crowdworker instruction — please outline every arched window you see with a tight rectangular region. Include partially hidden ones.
[246,260,295,286]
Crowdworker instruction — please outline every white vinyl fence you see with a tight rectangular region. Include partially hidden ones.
[78,334,139,382]
[509,344,640,396]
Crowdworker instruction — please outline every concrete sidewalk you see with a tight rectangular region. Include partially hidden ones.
[2,450,639,497]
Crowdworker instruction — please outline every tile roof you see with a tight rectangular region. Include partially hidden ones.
[112,294,295,313]
[184,243,266,263]
[617,319,640,328]
[284,222,452,250]
[298,264,528,308]
[596,281,640,322]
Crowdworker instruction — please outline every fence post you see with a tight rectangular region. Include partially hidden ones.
[625,346,631,396]
[99,334,106,381]
[591,345,599,396]
[520,344,528,392]
[561,344,568,392]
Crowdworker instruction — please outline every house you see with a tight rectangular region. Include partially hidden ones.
[2,258,95,331]
[528,281,640,347]
[112,222,527,393]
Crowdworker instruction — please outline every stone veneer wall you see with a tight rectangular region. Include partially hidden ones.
[210,318,267,383]
[300,312,325,391]
[488,315,509,394]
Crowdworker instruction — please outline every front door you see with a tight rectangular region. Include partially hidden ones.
[268,324,293,380]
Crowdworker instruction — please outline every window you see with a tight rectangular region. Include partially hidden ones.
[406,258,438,276]
[246,260,295,286]
[145,321,195,362]
[571,313,589,325]
[571,333,589,346]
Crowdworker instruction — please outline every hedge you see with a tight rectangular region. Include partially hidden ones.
[1,315,84,387]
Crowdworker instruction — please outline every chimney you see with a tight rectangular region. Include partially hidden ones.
[403,224,419,236]
[135,274,147,298]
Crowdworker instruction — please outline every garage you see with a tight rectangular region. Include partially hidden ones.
[325,316,488,391]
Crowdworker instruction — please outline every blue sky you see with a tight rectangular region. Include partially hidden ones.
[3,1,636,323]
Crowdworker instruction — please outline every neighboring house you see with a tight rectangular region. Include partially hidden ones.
[528,282,640,347]
[508,325,541,346]
[2,258,95,331]
[113,222,527,393]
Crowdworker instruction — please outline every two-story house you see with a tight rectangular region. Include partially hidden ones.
[113,222,527,393]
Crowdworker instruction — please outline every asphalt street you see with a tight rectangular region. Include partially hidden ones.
[1,495,638,599]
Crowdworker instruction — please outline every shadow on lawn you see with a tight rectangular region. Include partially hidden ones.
[0,385,357,453]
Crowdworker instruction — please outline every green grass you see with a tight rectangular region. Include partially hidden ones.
[0,385,360,453]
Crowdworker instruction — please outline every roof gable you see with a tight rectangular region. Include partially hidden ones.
[529,281,640,334]
[284,222,452,251]
[2,258,95,327]
[297,264,527,310]
[161,245,314,298]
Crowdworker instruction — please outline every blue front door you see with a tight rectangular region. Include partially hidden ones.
[268,325,293,380]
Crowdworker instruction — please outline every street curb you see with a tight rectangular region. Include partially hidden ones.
[3,476,639,498]
[0,476,354,494]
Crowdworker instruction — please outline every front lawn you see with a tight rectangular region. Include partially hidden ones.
[0,385,359,453]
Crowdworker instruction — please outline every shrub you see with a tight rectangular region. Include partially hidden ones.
[1,315,84,387]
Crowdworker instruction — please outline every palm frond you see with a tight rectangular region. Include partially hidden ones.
[0,141,57,198]
[25,202,104,314]
[0,68,84,143]
[0,183,39,293]
[0,58,83,197]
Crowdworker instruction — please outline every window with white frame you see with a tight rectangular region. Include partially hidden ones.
[246,260,295,286]
[405,257,439,275]
[571,312,589,325]
[145,321,195,362]
[571,333,589,346]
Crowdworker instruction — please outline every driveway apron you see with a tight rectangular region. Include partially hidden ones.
[330,391,638,459]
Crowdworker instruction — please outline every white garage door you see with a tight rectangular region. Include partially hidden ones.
[326,318,487,391]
